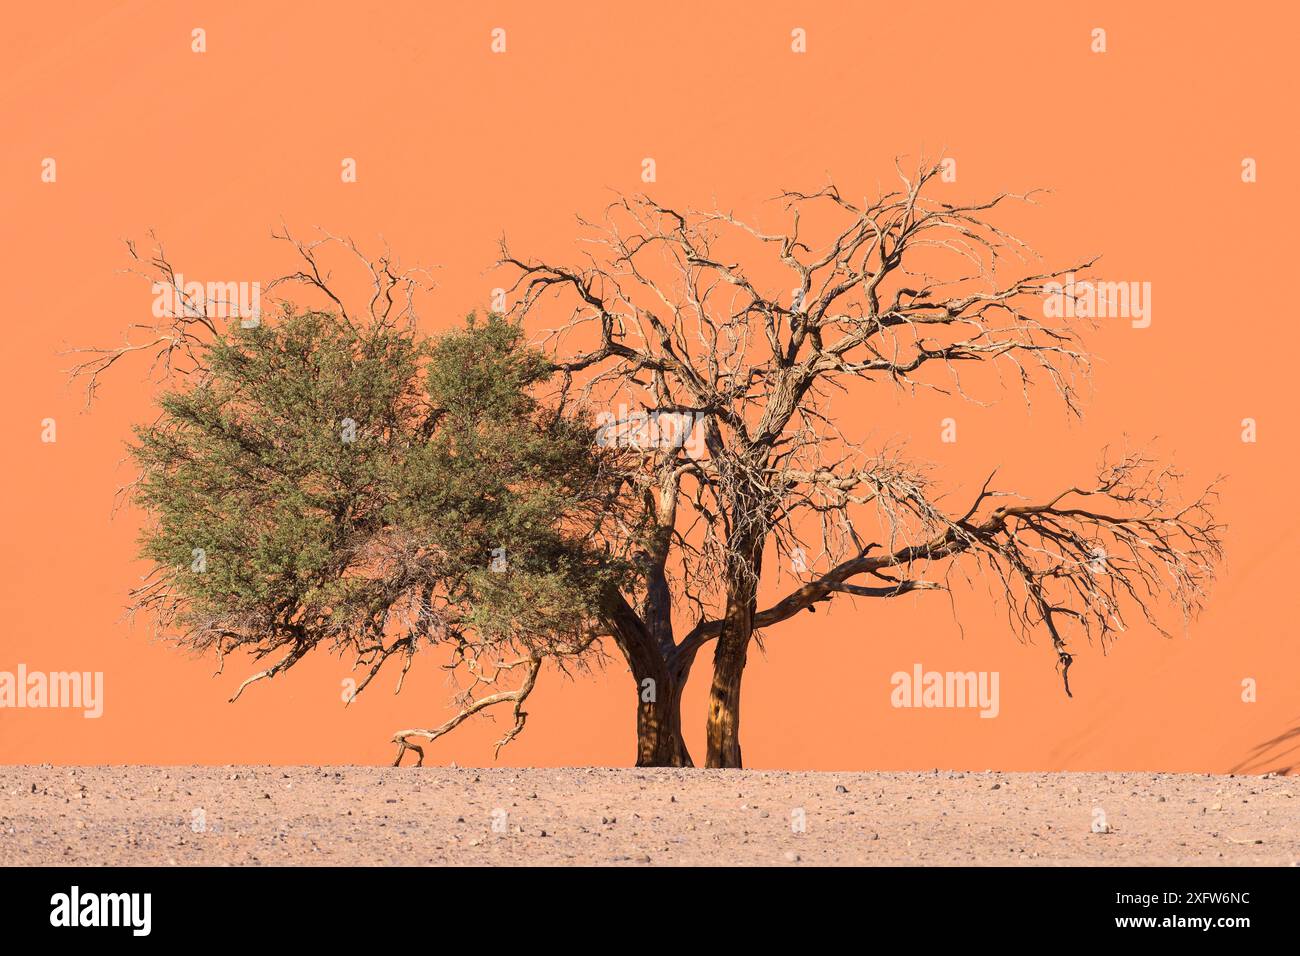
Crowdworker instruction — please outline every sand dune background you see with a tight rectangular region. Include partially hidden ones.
[1,3,1297,772]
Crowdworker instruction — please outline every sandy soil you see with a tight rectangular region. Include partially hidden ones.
[0,766,1296,866]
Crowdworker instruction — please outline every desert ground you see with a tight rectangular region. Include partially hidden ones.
[0,766,1295,866]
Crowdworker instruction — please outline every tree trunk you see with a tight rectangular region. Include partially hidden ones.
[705,540,761,768]
[605,588,694,768]
[635,665,693,767]
[705,605,751,768]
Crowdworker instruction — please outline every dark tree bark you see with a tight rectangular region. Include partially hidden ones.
[633,662,692,767]
[705,623,748,768]
[605,589,694,767]
[705,537,763,768]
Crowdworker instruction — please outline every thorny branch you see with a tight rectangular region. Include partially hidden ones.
[391,654,543,767]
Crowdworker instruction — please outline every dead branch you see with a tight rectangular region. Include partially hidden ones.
[391,654,543,767]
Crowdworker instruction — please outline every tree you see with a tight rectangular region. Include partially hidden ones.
[74,233,639,765]
[497,160,1223,768]
[77,161,1222,770]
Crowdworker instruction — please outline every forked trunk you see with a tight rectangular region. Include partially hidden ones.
[609,588,694,768]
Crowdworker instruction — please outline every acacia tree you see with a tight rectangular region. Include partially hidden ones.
[497,160,1223,768]
[77,162,1222,770]
[72,234,642,764]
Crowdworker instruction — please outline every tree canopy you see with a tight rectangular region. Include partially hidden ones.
[76,162,1223,769]
[126,305,631,755]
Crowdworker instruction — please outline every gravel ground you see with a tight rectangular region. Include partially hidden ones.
[0,766,1295,866]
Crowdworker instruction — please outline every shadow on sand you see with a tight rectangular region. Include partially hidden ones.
[1232,715,1300,775]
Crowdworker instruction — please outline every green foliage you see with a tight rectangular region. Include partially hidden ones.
[129,308,626,674]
